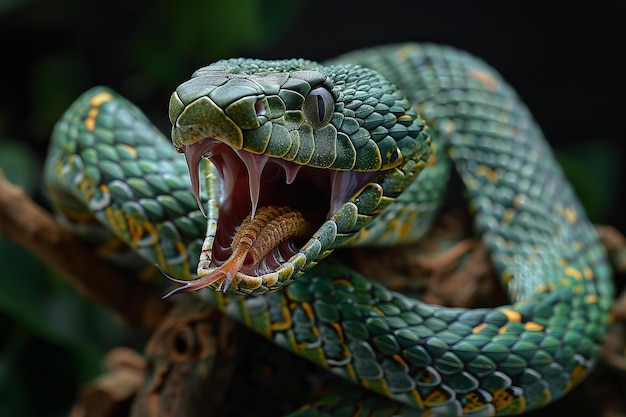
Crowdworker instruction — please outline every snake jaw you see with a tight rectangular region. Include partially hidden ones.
[178,136,380,289]
[188,206,315,294]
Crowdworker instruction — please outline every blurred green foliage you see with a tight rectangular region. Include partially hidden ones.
[555,141,622,223]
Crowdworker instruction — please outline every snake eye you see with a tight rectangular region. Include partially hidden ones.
[303,87,334,128]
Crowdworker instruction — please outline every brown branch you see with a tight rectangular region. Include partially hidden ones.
[0,171,169,331]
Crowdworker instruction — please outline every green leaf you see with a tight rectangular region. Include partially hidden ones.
[555,139,621,222]
[0,139,39,194]
[0,239,127,390]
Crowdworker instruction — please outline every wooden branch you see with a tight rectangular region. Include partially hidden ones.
[69,347,146,417]
[0,172,169,331]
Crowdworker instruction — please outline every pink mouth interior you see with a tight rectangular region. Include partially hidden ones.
[182,138,379,276]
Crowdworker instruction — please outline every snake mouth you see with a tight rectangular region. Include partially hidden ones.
[182,137,379,281]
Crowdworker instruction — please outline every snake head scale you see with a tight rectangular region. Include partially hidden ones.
[162,58,431,296]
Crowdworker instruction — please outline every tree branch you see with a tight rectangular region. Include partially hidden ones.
[0,172,169,331]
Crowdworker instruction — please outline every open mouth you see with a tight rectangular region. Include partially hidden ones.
[165,136,380,293]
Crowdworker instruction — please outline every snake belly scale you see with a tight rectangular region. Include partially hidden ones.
[44,43,614,416]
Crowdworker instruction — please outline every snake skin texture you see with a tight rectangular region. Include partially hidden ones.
[45,43,614,416]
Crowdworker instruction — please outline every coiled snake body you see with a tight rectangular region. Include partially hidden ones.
[45,43,614,416]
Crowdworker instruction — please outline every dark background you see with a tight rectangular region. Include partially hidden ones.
[0,0,624,415]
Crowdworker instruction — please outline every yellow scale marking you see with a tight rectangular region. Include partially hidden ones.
[499,308,544,332]
[467,68,499,91]
[472,322,488,334]
[327,321,345,343]
[296,301,325,364]
[124,211,145,246]
[567,363,588,390]
[524,322,544,331]
[555,204,578,224]
[89,91,114,106]
[501,308,521,322]
[401,386,425,409]
[564,267,583,280]
[503,208,516,224]
[475,165,499,182]
[492,387,527,414]
[270,303,294,332]
[119,144,138,158]
[85,91,114,131]
[85,108,98,131]
[423,387,452,406]
[362,378,391,399]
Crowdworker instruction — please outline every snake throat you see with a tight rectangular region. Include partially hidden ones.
[181,136,380,279]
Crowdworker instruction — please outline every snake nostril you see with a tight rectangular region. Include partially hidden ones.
[255,99,266,117]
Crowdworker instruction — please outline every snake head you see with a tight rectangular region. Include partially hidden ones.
[165,58,431,295]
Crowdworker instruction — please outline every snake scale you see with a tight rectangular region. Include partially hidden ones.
[45,43,614,416]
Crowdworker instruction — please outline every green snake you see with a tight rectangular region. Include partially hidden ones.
[45,43,614,415]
